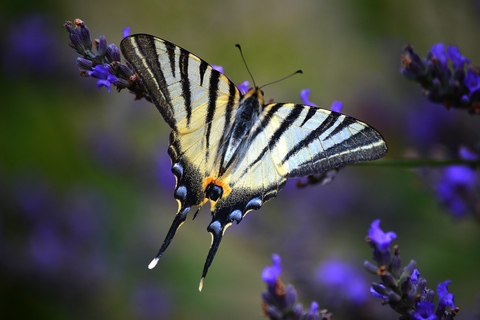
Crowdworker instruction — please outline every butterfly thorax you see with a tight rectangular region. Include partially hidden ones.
[218,88,264,175]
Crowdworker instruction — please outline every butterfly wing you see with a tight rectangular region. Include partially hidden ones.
[212,102,386,213]
[121,34,242,271]
[265,103,387,177]
[201,102,386,285]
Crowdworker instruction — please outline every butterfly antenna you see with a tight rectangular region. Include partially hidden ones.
[235,44,257,88]
[260,69,303,89]
[148,206,190,269]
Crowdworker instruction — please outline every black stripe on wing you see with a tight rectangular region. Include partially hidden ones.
[280,111,341,166]
[165,41,176,77]
[121,35,177,129]
[204,71,221,162]
[299,107,317,127]
[199,60,209,87]
[179,48,192,127]
[244,104,304,172]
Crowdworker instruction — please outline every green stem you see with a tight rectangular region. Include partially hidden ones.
[354,158,480,168]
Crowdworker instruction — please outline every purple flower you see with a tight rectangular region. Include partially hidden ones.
[261,254,324,319]
[302,302,319,320]
[414,301,437,320]
[123,26,131,38]
[330,101,343,113]
[65,20,147,98]
[316,259,369,305]
[401,44,425,79]
[237,80,250,95]
[261,253,282,287]
[211,64,224,74]
[365,221,458,319]
[369,284,388,300]
[411,269,420,284]
[429,43,448,67]
[87,64,118,92]
[459,146,478,160]
[463,69,480,96]
[448,45,470,70]
[401,43,478,112]
[436,280,455,310]
[300,88,318,107]
[368,219,397,251]
[300,89,344,113]
[436,147,478,217]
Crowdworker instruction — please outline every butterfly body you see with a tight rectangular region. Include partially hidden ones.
[120,34,387,289]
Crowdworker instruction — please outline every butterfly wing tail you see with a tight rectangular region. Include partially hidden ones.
[198,219,225,292]
[148,206,190,269]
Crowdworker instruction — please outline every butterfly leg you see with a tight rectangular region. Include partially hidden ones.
[148,206,190,269]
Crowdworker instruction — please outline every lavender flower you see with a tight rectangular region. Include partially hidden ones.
[364,220,459,319]
[87,64,118,92]
[436,280,456,317]
[300,88,318,107]
[315,259,369,305]
[401,43,480,113]
[237,80,250,95]
[414,301,436,320]
[329,101,343,113]
[64,19,146,99]
[368,219,397,251]
[436,146,479,218]
[211,64,224,74]
[261,254,331,320]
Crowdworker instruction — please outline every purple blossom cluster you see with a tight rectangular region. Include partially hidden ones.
[436,147,480,219]
[365,220,458,320]
[64,19,147,99]
[261,254,331,320]
[401,43,480,114]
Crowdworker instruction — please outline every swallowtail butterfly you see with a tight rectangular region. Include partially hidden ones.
[120,34,387,290]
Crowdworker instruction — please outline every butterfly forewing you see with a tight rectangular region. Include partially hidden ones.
[121,34,241,133]
[258,103,386,177]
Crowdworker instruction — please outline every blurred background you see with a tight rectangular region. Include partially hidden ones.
[1,0,480,319]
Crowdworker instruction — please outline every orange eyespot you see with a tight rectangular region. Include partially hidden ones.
[202,177,231,199]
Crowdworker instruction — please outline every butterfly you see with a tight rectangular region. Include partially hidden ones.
[120,34,387,290]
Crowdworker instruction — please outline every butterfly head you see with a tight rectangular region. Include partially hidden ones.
[242,87,265,106]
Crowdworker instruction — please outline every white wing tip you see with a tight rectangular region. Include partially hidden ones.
[148,257,159,270]
[198,277,205,292]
